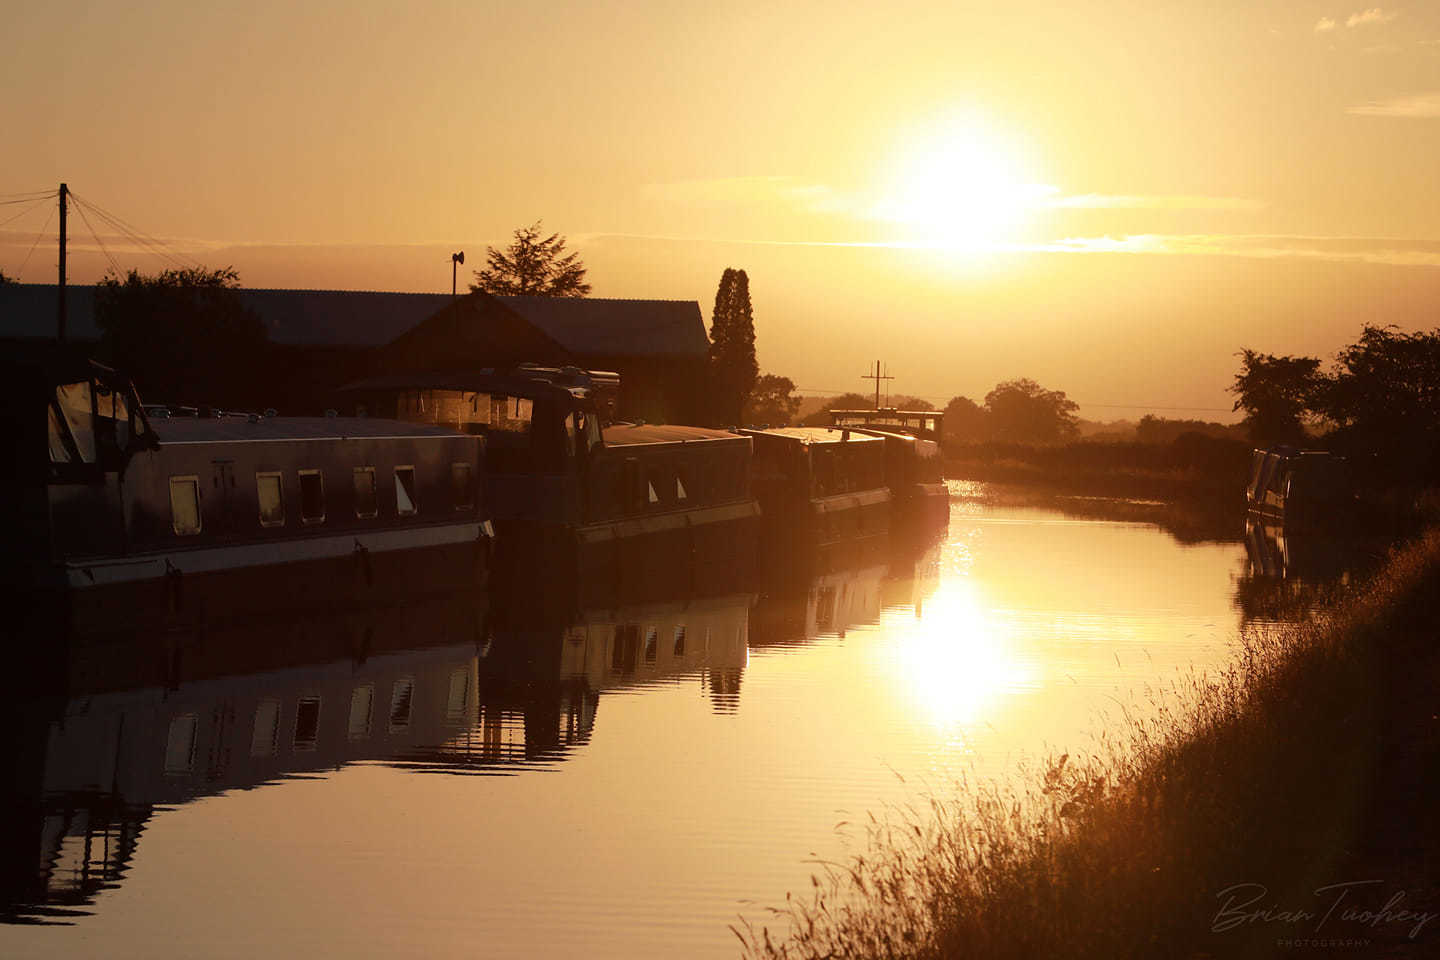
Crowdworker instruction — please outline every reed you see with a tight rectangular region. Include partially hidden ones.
[737,528,1440,959]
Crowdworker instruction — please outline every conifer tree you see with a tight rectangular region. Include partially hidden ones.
[708,267,758,424]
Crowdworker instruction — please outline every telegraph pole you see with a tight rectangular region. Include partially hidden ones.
[57,182,68,342]
[861,360,893,410]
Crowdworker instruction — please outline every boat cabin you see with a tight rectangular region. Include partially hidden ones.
[740,426,891,556]
[4,356,491,630]
[829,408,945,445]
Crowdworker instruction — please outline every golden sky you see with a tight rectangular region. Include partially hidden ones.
[5,1,1440,416]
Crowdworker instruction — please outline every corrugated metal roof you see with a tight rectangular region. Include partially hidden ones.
[152,416,466,444]
[494,296,707,357]
[1,286,710,358]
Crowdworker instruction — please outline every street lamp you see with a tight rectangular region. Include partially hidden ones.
[451,251,465,297]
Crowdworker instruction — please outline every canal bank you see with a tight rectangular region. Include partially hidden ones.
[740,526,1440,959]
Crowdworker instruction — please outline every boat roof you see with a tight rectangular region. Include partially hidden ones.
[741,426,886,446]
[152,417,468,445]
[602,424,743,446]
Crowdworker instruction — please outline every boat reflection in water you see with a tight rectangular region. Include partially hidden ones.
[1,595,486,924]
[1236,516,1376,624]
[0,579,757,923]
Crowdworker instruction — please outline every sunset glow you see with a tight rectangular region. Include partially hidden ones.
[876,114,1048,251]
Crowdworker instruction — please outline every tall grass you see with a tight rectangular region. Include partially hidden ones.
[737,529,1440,959]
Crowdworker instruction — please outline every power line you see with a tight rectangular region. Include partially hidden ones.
[0,195,49,230]
[15,205,56,280]
[0,189,57,203]
[69,190,202,271]
[70,195,123,277]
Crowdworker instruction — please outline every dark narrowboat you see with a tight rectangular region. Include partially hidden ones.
[342,367,760,605]
[1245,446,1352,530]
[4,358,492,638]
[740,426,892,563]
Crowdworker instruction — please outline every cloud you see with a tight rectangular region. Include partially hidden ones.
[1346,8,1398,27]
[1315,17,1337,33]
[1044,194,1265,211]
[1347,91,1440,117]
[1027,233,1440,267]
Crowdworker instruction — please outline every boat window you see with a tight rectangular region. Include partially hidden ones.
[56,381,96,463]
[256,472,284,527]
[164,714,198,774]
[395,466,418,515]
[251,700,280,757]
[580,410,603,452]
[643,627,658,663]
[446,669,470,722]
[48,405,73,463]
[675,467,690,501]
[348,685,374,740]
[646,464,664,505]
[299,470,325,524]
[564,413,578,458]
[293,697,322,750]
[490,395,534,434]
[170,476,202,535]
[451,462,475,511]
[353,467,378,519]
[673,625,687,656]
[96,384,131,450]
[612,625,639,671]
[389,678,415,731]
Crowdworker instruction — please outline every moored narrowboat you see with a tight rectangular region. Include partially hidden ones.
[1245,446,1352,530]
[342,367,761,605]
[740,426,891,563]
[4,357,492,637]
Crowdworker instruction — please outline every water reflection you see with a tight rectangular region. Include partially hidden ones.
[6,492,1338,959]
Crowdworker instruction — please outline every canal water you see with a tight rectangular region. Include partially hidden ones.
[2,483,1317,958]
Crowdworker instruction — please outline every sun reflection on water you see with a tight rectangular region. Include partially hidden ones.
[885,575,1036,732]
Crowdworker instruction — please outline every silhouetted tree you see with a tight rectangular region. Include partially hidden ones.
[1318,325,1440,478]
[743,373,802,426]
[944,395,990,443]
[889,395,935,411]
[470,221,590,297]
[799,392,871,426]
[708,267,758,424]
[984,378,1079,443]
[95,266,267,407]
[0,269,14,285]
[1229,350,1323,446]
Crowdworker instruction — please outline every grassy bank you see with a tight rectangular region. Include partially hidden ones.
[945,438,1251,508]
[738,529,1440,959]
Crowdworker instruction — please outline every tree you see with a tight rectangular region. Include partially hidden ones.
[1318,325,1440,478]
[95,266,268,407]
[943,395,990,443]
[470,221,590,297]
[983,378,1079,443]
[0,269,14,285]
[708,267,758,425]
[1229,350,1323,446]
[743,373,802,426]
[889,396,935,411]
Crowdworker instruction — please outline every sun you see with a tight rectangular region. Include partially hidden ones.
[876,112,1048,252]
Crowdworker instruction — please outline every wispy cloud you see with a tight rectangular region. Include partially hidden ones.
[1347,91,1440,117]
[1346,7,1399,27]
[1315,17,1337,33]
[1044,194,1264,211]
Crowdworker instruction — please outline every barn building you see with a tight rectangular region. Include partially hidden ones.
[0,285,712,424]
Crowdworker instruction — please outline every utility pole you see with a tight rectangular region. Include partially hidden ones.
[451,251,464,298]
[57,182,68,342]
[861,359,893,410]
